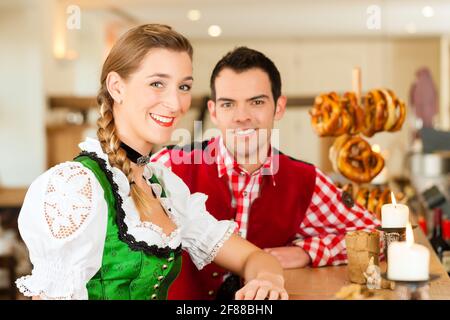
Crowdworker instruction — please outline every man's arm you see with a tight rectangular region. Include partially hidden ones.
[264,246,311,269]
[267,168,380,268]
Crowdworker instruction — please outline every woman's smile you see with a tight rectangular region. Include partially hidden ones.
[149,112,176,127]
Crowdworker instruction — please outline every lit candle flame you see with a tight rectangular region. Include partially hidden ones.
[391,191,397,206]
[405,222,414,245]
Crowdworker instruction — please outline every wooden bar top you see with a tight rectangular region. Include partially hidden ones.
[0,188,27,208]
[284,226,450,300]
[1,187,449,299]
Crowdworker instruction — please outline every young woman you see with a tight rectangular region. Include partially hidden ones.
[16,24,288,300]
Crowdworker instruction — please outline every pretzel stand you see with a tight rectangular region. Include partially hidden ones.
[309,67,408,288]
[350,67,363,193]
[344,69,377,285]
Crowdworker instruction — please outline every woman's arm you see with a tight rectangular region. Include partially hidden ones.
[213,234,289,300]
[16,162,107,300]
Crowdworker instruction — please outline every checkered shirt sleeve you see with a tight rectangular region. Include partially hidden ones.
[294,168,381,267]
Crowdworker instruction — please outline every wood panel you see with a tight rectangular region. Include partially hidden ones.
[0,188,27,208]
[49,96,97,111]
[46,124,91,168]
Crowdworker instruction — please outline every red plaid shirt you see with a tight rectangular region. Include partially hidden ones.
[152,137,380,267]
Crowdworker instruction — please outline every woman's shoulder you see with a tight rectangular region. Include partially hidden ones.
[22,160,104,220]
[28,161,94,190]
[19,160,107,243]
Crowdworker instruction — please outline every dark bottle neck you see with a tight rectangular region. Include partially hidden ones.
[433,208,443,238]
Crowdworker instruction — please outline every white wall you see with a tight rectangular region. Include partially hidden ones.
[0,2,46,187]
[191,38,440,173]
[43,3,107,96]
[0,2,110,187]
[0,3,442,185]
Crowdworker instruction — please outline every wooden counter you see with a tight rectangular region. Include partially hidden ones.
[284,226,450,300]
[0,188,27,208]
[1,186,450,299]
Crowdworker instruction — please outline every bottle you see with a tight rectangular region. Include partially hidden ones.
[443,216,450,275]
[418,216,428,235]
[443,217,450,244]
[429,208,450,275]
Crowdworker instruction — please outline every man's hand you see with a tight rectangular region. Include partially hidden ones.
[264,246,312,269]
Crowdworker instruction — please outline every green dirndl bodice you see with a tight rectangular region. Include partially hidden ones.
[74,152,182,300]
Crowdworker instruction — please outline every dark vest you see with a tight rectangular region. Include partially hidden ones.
[166,138,316,300]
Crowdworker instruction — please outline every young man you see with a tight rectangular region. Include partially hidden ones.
[152,47,380,300]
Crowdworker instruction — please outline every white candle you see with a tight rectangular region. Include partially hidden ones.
[381,192,409,228]
[388,223,430,281]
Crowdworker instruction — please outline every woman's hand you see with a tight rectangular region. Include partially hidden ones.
[213,234,289,300]
[235,272,289,300]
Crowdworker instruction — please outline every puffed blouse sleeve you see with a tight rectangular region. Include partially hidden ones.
[15,162,108,299]
[150,163,237,270]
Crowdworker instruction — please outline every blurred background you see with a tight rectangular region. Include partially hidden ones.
[0,0,449,298]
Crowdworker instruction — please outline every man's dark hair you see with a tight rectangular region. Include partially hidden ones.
[210,46,282,103]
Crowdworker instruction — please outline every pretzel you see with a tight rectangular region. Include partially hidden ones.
[311,92,365,137]
[311,88,406,137]
[355,188,370,208]
[329,134,352,174]
[362,89,387,137]
[364,187,391,220]
[309,92,341,136]
[333,107,353,136]
[343,92,365,135]
[367,188,381,217]
[375,188,391,220]
[380,89,397,131]
[362,89,407,136]
[335,136,385,183]
[343,184,401,220]
[386,89,406,132]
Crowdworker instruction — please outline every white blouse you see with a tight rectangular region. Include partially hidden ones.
[16,138,237,300]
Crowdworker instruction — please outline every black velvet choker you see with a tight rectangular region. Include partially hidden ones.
[120,142,151,166]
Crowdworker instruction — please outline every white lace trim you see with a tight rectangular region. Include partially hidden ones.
[137,221,181,245]
[16,276,77,300]
[196,221,238,270]
[122,193,182,249]
[15,260,87,300]
[44,163,95,240]
[129,194,182,249]
[16,275,40,297]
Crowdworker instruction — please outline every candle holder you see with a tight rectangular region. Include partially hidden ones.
[382,273,440,300]
[376,225,417,262]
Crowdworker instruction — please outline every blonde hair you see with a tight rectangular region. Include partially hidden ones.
[96,24,193,218]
